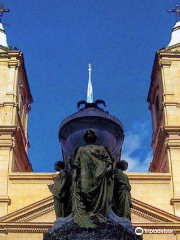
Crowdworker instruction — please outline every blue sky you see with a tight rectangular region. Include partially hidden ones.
[3,0,178,172]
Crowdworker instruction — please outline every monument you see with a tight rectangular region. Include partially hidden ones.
[43,65,142,240]
[1,4,180,240]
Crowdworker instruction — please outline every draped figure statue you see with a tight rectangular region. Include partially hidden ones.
[72,130,114,228]
[49,161,71,219]
[113,160,132,220]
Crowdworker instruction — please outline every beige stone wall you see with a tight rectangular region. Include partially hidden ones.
[0,63,9,105]
[143,234,177,240]
[130,174,174,214]
[160,55,180,217]
[4,233,42,240]
[148,50,180,219]
[0,234,7,240]
[8,174,53,213]
[4,172,174,217]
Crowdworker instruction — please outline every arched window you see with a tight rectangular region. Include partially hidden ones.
[155,95,160,123]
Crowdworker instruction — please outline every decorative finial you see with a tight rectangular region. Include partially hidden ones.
[87,63,93,103]
[0,5,9,23]
[168,4,180,22]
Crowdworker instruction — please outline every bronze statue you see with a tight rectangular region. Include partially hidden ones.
[49,161,71,219]
[72,130,114,228]
[113,160,132,220]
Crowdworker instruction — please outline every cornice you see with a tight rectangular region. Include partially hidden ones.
[9,173,54,181]
[0,50,21,68]
[1,194,179,226]
[0,222,52,233]
[159,50,180,57]
[164,126,180,133]
[19,205,54,222]
[132,198,180,223]
[0,126,17,134]
[170,197,180,205]
[131,208,162,223]
[0,196,53,222]
[0,222,180,234]
[127,173,171,181]
[0,197,11,205]
[0,102,17,107]
[8,172,171,181]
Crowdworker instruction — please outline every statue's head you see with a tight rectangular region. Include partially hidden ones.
[83,129,97,144]
[54,161,65,172]
[116,160,128,171]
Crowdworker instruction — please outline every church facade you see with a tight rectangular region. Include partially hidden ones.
[0,8,180,240]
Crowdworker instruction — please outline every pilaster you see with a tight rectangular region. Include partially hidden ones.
[0,47,33,217]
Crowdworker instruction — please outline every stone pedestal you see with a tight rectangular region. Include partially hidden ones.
[43,218,142,240]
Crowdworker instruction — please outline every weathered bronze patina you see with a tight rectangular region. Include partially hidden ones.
[72,130,114,228]
[49,161,71,218]
[45,101,142,239]
[113,160,132,220]
[59,100,124,168]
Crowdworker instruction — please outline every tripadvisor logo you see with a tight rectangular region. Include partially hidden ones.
[135,227,143,235]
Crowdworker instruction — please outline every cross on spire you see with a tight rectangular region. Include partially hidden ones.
[0,4,9,22]
[168,4,180,22]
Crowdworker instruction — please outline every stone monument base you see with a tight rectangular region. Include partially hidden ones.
[43,218,142,240]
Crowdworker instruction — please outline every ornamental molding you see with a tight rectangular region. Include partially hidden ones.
[0,196,179,234]
[132,198,180,223]
[0,126,17,134]
[127,173,171,181]
[170,197,180,205]
[164,126,180,133]
[0,222,52,234]
[0,196,179,225]
[8,172,171,182]
[0,196,53,222]
[8,59,19,68]
[159,59,171,67]
[0,222,180,234]
[160,43,180,53]
[18,205,54,222]
[0,197,11,205]
[0,102,17,107]
[9,173,53,181]
[131,208,163,223]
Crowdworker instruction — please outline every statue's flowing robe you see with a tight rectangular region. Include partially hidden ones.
[51,170,71,218]
[72,145,113,228]
[113,168,132,220]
